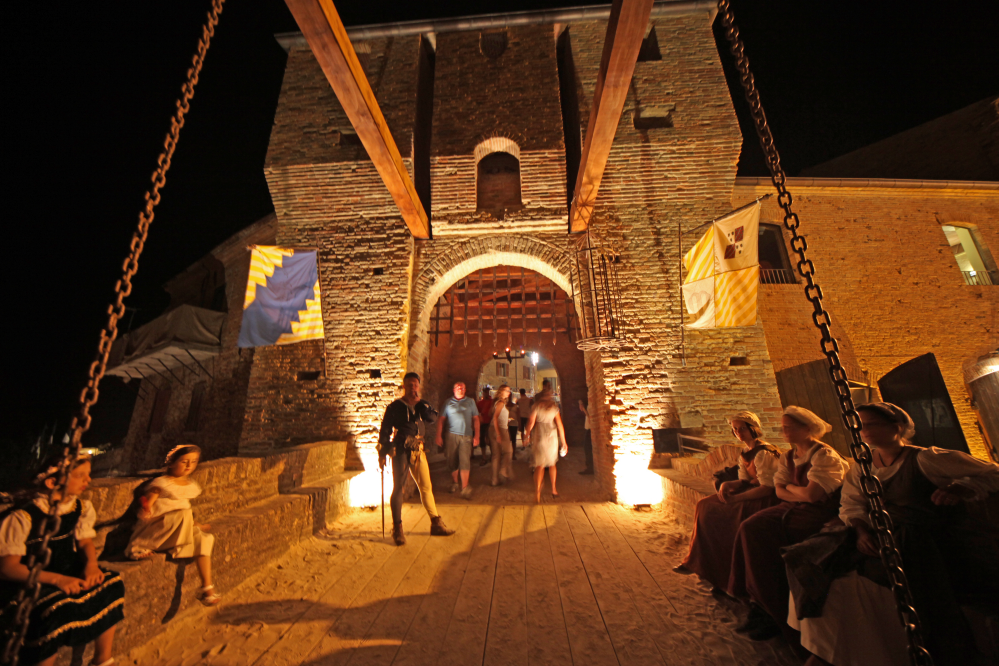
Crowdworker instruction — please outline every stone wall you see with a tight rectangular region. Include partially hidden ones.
[736,179,999,460]
[120,215,275,472]
[260,9,788,505]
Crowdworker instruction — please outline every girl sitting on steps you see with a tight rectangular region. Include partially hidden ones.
[0,452,125,666]
[126,445,220,606]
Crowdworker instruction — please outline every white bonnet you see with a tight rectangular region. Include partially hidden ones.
[783,405,832,439]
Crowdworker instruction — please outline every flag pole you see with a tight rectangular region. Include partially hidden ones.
[678,220,686,367]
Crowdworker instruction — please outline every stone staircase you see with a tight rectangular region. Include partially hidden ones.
[67,441,358,662]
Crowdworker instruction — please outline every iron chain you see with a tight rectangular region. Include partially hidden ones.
[716,2,934,665]
[2,1,225,663]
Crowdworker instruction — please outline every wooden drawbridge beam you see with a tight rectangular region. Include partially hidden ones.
[284,0,431,238]
[569,0,654,233]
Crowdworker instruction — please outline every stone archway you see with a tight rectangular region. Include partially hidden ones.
[407,234,575,375]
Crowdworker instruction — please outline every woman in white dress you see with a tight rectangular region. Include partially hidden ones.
[786,402,999,666]
[490,385,515,486]
[525,388,568,503]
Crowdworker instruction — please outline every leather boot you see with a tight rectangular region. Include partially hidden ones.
[392,522,406,546]
[430,516,455,536]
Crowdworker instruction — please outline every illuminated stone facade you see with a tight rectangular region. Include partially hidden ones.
[120,8,999,497]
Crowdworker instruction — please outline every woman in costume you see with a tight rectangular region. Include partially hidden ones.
[0,453,125,666]
[674,411,781,591]
[786,402,999,666]
[727,405,850,642]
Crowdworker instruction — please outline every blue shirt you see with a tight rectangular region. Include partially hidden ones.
[441,396,478,437]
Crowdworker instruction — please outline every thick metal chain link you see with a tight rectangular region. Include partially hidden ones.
[2,1,225,663]
[715,2,933,665]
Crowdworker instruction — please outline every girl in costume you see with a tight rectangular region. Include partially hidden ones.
[126,445,220,606]
[727,406,850,643]
[786,403,999,666]
[0,453,125,666]
[674,411,781,591]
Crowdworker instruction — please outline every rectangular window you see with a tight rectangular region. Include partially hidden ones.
[759,223,796,284]
[943,224,996,285]
[149,386,172,434]
[184,382,207,432]
[522,366,530,380]
[496,363,508,377]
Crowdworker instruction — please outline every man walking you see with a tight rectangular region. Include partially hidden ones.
[476,388,494,466]
[435,381,479,499]
[378,372,455,546]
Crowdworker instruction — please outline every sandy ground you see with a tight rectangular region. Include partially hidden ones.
[118,449,801,666]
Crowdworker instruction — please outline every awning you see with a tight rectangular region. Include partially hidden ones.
[106,304,225,382]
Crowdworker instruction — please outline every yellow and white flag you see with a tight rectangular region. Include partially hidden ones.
[681,202,761,328]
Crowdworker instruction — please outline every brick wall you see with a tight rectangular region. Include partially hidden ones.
[260,10,787,505]
[736,181,999,460]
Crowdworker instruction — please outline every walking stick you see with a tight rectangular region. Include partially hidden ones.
[380,462,385,538]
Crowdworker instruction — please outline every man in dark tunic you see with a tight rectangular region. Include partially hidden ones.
[378,372,455,545]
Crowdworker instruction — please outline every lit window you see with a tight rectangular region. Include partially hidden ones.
[942,225,996,286]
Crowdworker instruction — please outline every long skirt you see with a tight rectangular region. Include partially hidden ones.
[789,571,910,666]
[127,508,214,559]
[728,500,838,640]
[0,567,125,664]
[681,491,780,590]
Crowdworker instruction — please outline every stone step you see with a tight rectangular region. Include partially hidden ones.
[43,441,355,664]
[654,469,716,531]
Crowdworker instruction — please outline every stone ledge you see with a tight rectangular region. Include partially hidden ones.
[43,442,352,664]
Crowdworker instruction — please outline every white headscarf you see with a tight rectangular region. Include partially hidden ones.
[783,405,832,439]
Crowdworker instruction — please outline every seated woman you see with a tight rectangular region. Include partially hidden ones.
[674,411,781,591]
[0,452,125,666]
[786,402,999,666]
[728,405,850,642]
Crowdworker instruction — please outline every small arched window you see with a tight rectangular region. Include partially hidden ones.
[477,152,522,213]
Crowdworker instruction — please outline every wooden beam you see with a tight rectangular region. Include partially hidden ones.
[284,0,431,238]
[569,0,654,233]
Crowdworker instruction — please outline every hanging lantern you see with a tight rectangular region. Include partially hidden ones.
[570,231,623,351]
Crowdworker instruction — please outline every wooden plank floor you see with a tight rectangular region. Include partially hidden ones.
[120,478,801,666]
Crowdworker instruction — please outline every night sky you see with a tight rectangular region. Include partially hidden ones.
[3,0,997,456]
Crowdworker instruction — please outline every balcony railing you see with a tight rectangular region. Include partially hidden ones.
[961,271,995,286]
[759,268,796,285]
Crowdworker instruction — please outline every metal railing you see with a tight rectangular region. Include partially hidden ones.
[961,270,995,286]
[759,267,796,284]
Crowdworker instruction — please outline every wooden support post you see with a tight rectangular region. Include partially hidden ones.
[284,0,431,238]
[569,0,654,233]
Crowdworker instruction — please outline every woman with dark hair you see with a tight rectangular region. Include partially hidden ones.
[674,411,781,591]
[786,402,999,666]
[0,452,125,666]
[727,405,850,642]
[127,444,221,606]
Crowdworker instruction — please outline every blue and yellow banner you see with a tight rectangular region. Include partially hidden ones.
[237,246,324,348]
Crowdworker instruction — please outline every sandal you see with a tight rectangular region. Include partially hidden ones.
[92,659,115,666]
[127,548,154,561]
[196,584,222,607]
